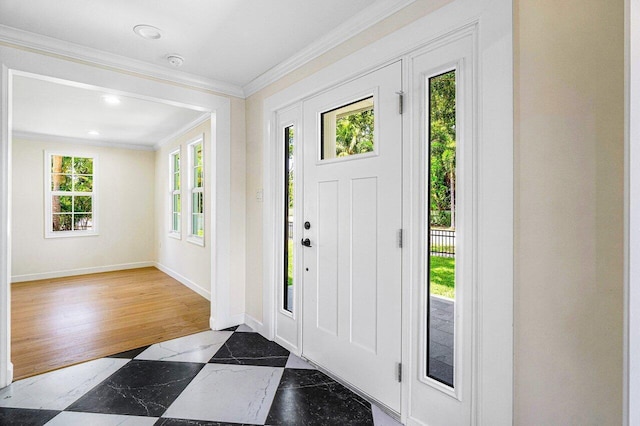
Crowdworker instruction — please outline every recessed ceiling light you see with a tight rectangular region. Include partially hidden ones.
[166,54,185,67]
[88,130,100,136]
[101,95,121,105]
[133,24,162,40]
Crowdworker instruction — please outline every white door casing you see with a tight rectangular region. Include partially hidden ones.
[301,61,403,412]
[406,29,475,425]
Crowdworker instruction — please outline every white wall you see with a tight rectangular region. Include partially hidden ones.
[11,138,155,281]
[514,0,624,424]
[155,120,212,299]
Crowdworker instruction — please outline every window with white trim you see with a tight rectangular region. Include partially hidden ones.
[188,137,204,245]
[169,149,181,237]
[45,152,97,237]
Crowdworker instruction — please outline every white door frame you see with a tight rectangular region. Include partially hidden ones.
[625,0,639,423]
[261,0,513,423]
[0,44,233,388]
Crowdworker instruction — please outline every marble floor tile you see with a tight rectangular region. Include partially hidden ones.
[135,331,232,363]
[163,364,283,425]
[372,404,402,426]
[265,369,373,425]
[0,407,59,425]
[66,360,204,417]
[108,345,151,359]
[209,332,289,367]
[45,411,158,425]
[0,358,129,410]
[284,354,315,370]
[156,418,258,426]
[234,324,254,333]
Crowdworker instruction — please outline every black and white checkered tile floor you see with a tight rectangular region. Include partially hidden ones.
[0,325,400,425]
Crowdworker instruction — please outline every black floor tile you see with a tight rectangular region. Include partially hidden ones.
[0,407,60,426]
[66,360,204,417]
[107,345,151,359]
[155,419,257,426]
[209,332,289,367]
[265,369,373,425]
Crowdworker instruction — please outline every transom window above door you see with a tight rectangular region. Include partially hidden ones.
[320,95,375,161]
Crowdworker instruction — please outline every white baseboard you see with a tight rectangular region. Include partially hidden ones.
[6,362,13,385]
[11,261,155,283]
[245,314,265,336]
[210,312,245,331]
[155,262,211,301]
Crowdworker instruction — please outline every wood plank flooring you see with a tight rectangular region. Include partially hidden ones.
[11,267,210,380]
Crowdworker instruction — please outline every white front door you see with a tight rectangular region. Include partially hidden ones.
[301,61,403,411]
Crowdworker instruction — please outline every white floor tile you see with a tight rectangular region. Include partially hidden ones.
[45,411,157,426]
[235,324,254,332]
[285,354,315,369]
[163,364,283,424]
[372,404,402,426]
[135,330,233,363]
[0,358,129,410]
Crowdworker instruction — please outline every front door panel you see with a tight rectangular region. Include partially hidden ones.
[302,61,403,411]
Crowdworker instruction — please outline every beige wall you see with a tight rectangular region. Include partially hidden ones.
[514,0,624,424]
[244,0,452,321]
[155,120,212,295]
[11,138,155,279]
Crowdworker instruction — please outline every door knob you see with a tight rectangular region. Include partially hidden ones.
[301,238,312,247]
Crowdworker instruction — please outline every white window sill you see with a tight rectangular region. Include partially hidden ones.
[45,231,99,239]
[168,232,182,240]
[187,236,205,247]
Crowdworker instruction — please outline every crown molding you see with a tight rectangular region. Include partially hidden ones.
[12,130,155,151]
[0,24,245,98]
[242,0,416,97]
[154,112,211,150]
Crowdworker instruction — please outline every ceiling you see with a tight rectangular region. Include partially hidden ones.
[2,0,413,147]
[12,75,206,148]
[0,0,388,89]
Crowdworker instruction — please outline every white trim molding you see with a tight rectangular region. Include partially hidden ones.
[242,0,416,97]
[13,131,155,152]
[11,261,155,283]
[155,262,210,301]
[0,25,245,98]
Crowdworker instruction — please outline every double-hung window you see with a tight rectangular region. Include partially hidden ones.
[45,152,97,237]
[169,149,181,238]
[188,136,204,245]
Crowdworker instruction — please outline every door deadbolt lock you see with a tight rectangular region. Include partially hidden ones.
[304,221,311,230]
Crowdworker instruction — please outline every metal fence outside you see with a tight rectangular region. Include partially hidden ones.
[430,228,455,257]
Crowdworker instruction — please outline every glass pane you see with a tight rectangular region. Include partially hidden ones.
[52,213,72,231]
[73,214,92,230]
[174,153,180,172]
[52,196,72,213]
[427,70,456,387]
[194,166,203,188]
[284,126,294,312]
[192,213,204,237]
[173,194,181,213]
[192,192,203,214]
[195,143,203,166]
[74,196,92,213]
[321,96,374,160]
[51,174,72,191]
[173,212,180,232]
[75,176,93,192]
[73,157,93,174]
[51,155,72,174]
[174,172,180,191]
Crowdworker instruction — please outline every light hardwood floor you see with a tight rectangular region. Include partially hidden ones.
[11,267,210,380]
